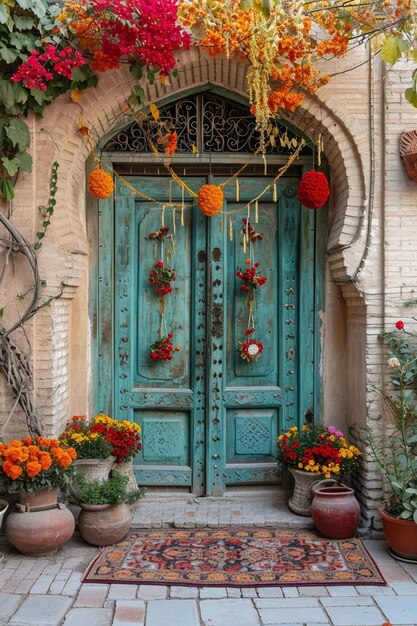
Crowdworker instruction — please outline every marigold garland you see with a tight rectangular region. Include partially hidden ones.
[197,184,223,216]
[298,170,330,210]
[88,168,114,199]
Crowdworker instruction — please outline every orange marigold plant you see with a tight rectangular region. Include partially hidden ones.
[0,436,77,494]
[197,184,223,216]
[88,168,114,199]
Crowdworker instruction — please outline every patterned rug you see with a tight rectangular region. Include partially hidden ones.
[83,528,385,587]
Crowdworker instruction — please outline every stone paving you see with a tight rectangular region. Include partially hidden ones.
[0,492,416,626]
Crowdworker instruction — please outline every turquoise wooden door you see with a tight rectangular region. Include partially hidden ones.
[112,173,323,495]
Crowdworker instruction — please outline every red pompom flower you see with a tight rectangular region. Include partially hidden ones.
[395,320,405,330]
[298,170,330,210]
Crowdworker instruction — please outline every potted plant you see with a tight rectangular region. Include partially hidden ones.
[74,470,144,546]
[88,413,142,490]
[367,320,417,562]
[0,436,77,555]
[59,415,115,483]
[277,424,361,519]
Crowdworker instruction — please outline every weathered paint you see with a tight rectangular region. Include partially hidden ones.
[96,173,325,494]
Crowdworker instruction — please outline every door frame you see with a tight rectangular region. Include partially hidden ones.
[88,90,327,492]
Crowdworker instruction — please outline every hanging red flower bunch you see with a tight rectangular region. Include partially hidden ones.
[149,332,180,361]
[149,261,176,295]
[236,261,267,291]
[298,170,330,210]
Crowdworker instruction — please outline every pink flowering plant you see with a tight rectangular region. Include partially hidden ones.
[367,320,417,521]
[277,423,360,479]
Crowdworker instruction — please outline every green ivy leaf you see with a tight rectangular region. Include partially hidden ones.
[15,150,32,173]
[129,63,143,80]
[0,45,17,63]
[13,15,35,31]
[405,87,417,108]
[381,36,402,65]
[0,177,14,200]
[0,4,9,25]
[133,84,145,104]
[1,156,20,176]
[5,118,30,149]
[33,241,42,250]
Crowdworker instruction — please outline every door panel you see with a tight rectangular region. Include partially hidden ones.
[112,174,322,494]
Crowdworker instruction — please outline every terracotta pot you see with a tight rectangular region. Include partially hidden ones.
[78,502,132,546]
[5,488,74,556]
[17,486,58,511]
[379,508,417,562]
[311,485,361,539]
[288,469,336,516]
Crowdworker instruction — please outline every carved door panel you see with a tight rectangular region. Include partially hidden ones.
[113,175,322,495]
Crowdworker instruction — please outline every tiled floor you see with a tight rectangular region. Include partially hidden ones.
[0,492,416,626]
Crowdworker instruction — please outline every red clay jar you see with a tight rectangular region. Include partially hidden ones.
[311,485,361,539]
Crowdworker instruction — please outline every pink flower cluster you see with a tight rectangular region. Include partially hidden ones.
[72,0,190,75]
[11,45,84,91]
[135,0,190,75]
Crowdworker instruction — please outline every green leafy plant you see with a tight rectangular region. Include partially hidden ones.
[74,469,144,505]
[0,115,32,200]
[367,322,417,523]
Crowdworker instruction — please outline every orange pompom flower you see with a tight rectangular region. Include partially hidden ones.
[88,168,114,200]
[197,184,223,217]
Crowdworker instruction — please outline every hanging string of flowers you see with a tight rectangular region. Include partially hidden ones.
[236,219,266,363]
[178,0,416,149]
[147,224,180,362]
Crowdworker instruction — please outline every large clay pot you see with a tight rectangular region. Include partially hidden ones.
[379,508,417,562]
[288,469,335,516]
[311,485,361,539]
[5,488,75,556]
[78,502,132,546]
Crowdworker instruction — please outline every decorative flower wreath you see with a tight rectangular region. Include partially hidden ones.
[197,184,223,216]
[298,169,330,210]
[239,329,263,363]
[149,332,180,361]
[148,261,176,295]
[88,168,114,199]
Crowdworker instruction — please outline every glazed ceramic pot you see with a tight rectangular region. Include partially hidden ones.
[379,508,417,562]
[311,485,361,539]
[4,487,75,556]
[78,501,132,546]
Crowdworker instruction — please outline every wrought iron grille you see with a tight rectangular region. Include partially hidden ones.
[104,93,312,155]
